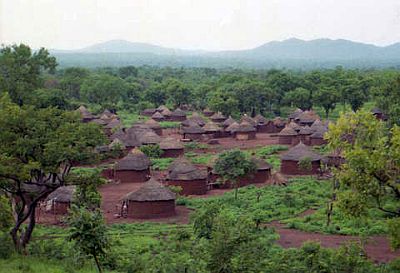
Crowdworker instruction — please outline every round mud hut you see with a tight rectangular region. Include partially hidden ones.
[309,127,328,146]
[151,111,165,122]
[210,112,227,123]
[77,105,95,123]
[145,119,163,136]
[278,126,298,145]
[123,178,176,219]
[272,117,286,133]
[45,186,76,214]
[203,108,215,117]
[235,121,256,140]
[166,158,208,195]
[170,108,187,121]
[160,137,185,158]
[253,114,269,133]
[240,158,272,186]
[295,126,314,145]
[182,124,205,141]
[280,142,322,175]
[114,148,151,183]
[203,122,222,138]
[141,108,157,117]
[138,130,162,145]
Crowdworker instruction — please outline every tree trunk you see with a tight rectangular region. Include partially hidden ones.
[234,185,238,200]
[93,252,103,273]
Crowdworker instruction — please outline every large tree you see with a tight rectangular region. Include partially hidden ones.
[313,87,340,118]
[0,44,57,105]
[283,87,312,111]
[0,94,105,251]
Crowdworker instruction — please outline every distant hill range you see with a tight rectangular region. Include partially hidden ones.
[51,38,400,69]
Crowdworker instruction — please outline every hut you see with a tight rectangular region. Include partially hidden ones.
[295,126,314,145]
[145,119,163,136]
[272,117,286,132]
[45,186,76,214]
[77,106,95,123]
[141,108,157,117]
[310,119,323,130]
[109,138,126,150]
[90,118,107,126]
[288,108,303,121]
[253,114,269,133]
[181,119,199,128]
[170,108,187,121]
[156,105,169,112]
[240,114,257,127]
[240,158,272,185]
[166,159,208,195]
[287,120,302,133]
[222,116,236,128]
[203,108,215,117]
[104,118,122,136]
[138,131,161,145]
[295,110,319,126]
[188,112,205,127]
[114,148,151,183]
[151,111,165,122]
[278,127,298,145]
[280,142,322,175]
[210,112,227,123]
[161,108,173,120]
[371,108,387,121]
[160,137,185,158]
[309,127,328,146]
[225,121,240,136]
[235,121,256,140]
[123,178,176,219]
[182,124,205,141]
[203,122,222,138]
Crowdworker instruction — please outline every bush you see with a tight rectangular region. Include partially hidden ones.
[298,156,312,171]
[139,144,163,158]
[0,233,14,259]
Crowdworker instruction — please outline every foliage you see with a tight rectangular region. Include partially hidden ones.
[388,218,400,250]
[150,158,174,170]
[298,156,312,171]
[0,195,13,231]
[139,144,163,158]
[67,172,105,209]
[283,87,312,110]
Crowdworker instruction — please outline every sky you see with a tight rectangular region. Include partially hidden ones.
[1,0,400,51]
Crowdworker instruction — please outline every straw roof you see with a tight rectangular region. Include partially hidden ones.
[151,112,164,120]
[145,119,162,129]
[253,114,268,124]
[295,110,319,124]
[210,112,226,120]
[115,148,151,171]
[142,108,157,115]
[203,122,221,132]
[138,131,161,145]
[298,126,314,135]
[182,124,205,134]
[222,116,236,127]
[171,108,186,117]
[281,142,322,161]
[310,127,328,139]
[189,112,205,126]
[91,118,107,126]
[203,108,214,114]
[278,126,298,136]
[236,121,256,132]
[371,108,383,114]
[109,138,126,149]
[160,137,184,150]
[77,105,94,119]
[225,121,240,133]
[251,157,272,170]
[240,115,257,126]
[161,108,173,116]
[287,121,302,131]
[288,108,303,119]
[46,186,76,203]
[167,158,207,180]
[181,119,199,127]
[310,119,322,129]
[124,178,175,202]
[156,105,169,112]
[102,109,113,117]
[273,117,286,127]
[104,118,121,129]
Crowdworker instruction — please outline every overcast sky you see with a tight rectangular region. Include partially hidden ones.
[1,0,400,51]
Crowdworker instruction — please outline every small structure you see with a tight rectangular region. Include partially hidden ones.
[104,118,122,136]
[45,186,76,214]
[222,116,236,128]
[203,122,222,138]
[295,110,319,126]
[123,178,176,219]
[161,108,173,120]
[278,126,298,145]
[170,108,187,121]
[210,112,227,123]
[151,111,165,122]
[203,108,215,117]
[240,114,257,127]
[160,137,185,157]
[280,142,322,175]
[309,127,328,146]
[235,121,256,140]
[295,126,314,145]
[145,119,163,136]
[114,148,151,183]
[182,124,205,141]
[138,130,161,145]
[288,108,303,121]
[272,117,286,132]
[371,108,387,121]
[166,158,208,195]
[188,112,205,127]
[225,121,240,136]
[156,105,169,112]
[77,106,95,123]
[253,114,270,133]
[287,121,302,133]
[141,108,157,117]
[240,158,272,185]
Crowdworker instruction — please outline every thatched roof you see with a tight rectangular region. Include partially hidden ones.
[225,121,240,132]
[251,157,272,170]
[222,116,236,127]
[281,142,322,161]
[109,138,126,149]
[160,137,184,150]
[310,127,328,139]
[167,158,207,180]
[273,117,286,127]
[161,108,173,116]
[156,105,169,112]
[295,110,319,124]
[310,119,322,129]
[253,114,268,124]
[181,119,199,127]
[298,126,314,135]
[203,122,221,132]
[189,112,205,126]
[46,186,76,203]
[102,109,113,117]
[115,148,151,171]
[124,178,175,202]
[203,108,214,115]
[278,126,297,136]
[240,115,257,127]
[371,108,383,114]
[210,112,226,121]
[182,124,205,134]
[171,108,186,117]
[104,118,121,129]
[288,108,303,119]
[287,121,302,131]
[77,105,94,119]
[142,108,157,115]
[236,121,256,132]
[91,118,107,126]
[138,131,161,144]
[145,119,162,129]
[151,112,164,120]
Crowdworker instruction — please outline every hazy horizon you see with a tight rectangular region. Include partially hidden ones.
[1,0,400,51]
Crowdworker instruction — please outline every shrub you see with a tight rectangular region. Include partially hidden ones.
[139,144,163,158]
[298,156,312,171]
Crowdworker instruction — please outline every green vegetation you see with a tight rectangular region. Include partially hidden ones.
[150,158,174,170]
[159,121,181,128]
[139,144,163,158]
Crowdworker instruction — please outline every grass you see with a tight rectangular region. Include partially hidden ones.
[118,110,147,127]
[185,152,215,165]
[150,158,174,170]
[184,141,209,151]
[159,121,181,128]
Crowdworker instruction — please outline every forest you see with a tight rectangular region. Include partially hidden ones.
[0,44,400,273]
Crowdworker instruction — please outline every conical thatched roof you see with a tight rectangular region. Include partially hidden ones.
[142,108,157,115]
[203,122,221,132]
[287,121,302,131]
[371,108,383,114]
[310,127,328,139]
[157,105,169,112]
[138,131,161,144]
[124,178,175,201]
[91,118,107,126]
[77,105,94,119]
[160,137,184,150]
[253,114,268,124]
[188,112,205,126]
[310,119,322,129]
[151,112,164,120]
[171,108,186,117]
[109,138,126,149]
[278,126,298,136]
[288,108,303,119]
[222,116,236,127]
[251,157,272,170]
[46,186,76,203]
[236,121,256,132]
[104,118,121,129]
[161,108,173,116]
[225,121,240,132]
[210,112,226,121]
[182,124,205,134]
[115,148,151,171]
[281,142,322,161]
[240,115,257,127]
[298,126,314,135]
[102,109,113,117]
[167,158,207,180]
[145,119,162,130]
[295,110,319,124]
[273,117,286,127]
[203,108,214,115]
[181,119,199,127]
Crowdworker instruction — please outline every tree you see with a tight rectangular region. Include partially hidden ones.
[0,44,57,105]
[207,90,239,116]
[164,79,192,107]
[118,65,138,79]
[30,88,70,110]
[375,75,400,126]
[326,110,400,246]
[59,67,90,100]
[313,87,340,118]
[0,94,105,251]
[283,87,312,110]
[214,150,256,199]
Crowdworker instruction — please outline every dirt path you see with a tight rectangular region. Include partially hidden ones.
[267,209,400,263]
